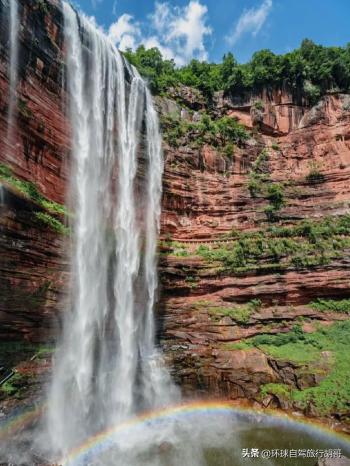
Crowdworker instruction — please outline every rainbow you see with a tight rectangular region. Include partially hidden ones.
[0,401,46,441]
[1,400,350,465]
[59,400,350,465]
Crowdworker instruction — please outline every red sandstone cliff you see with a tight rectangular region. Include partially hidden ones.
[0,0,350,430]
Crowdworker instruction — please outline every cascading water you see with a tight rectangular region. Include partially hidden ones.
[46,2,177,458]
[7,0,18,141]
[2,3,350,465]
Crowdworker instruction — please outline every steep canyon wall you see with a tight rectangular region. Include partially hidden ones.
[1,0,350,427]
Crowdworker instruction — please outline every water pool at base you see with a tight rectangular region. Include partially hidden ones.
[53,408,350,466]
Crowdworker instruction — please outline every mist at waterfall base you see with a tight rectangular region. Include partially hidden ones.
[1,1,350,465]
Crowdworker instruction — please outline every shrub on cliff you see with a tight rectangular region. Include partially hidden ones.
[310,298,350,314]
[160,113,248,149]
[0,164,69,234]
[305,162,326,184]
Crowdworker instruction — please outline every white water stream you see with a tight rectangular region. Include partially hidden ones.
[7,0,18,142]
[1,3,350,465]
[46,2,177,457]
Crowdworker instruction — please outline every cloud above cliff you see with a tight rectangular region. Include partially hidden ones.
[108,1,212,66]
[226,0,272,46]
[108,13,141,50]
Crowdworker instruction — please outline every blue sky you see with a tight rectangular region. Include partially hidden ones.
[73,0,350,65]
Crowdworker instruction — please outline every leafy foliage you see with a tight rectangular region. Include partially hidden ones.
[259,321,350,416]
[123,46,177,94]
[35,212,69,235]
[208,299,262,324]
[124,40,350,104]
[1,373,25,396]
[195,215,350,273]
[305,162,326,183]
[310,298,350,314]
[0,164,69,233]
[160,112,248,148]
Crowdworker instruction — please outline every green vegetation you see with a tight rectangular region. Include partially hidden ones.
[247,149,286,221]
[260,383,291,399]
[160,240,190,257]
[271,142,280,151]
[310,298,350,314]
[35,212,69,235]
[224,341,252,351]
[305,162,326,184]
[264,183,285,221]
[248,150,270,197]
[208,299,262,323]
[124,39,350,103]
[18,98,33,120]
[0,164,69,234]
[252,100,264,111]
[33,0,50,15]
[160,112,248,148]
[124,46,223,98]
[1,373,26,396]
[184,275,199,288]
[41,199,67,215]
[258,321,350,416]
[36,345,55,359]
[194,215,350,273]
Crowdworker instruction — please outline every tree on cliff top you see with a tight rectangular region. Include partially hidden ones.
[123,39,350,104]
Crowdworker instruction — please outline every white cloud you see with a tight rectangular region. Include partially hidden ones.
[163,1,212,62]
[108,1,212,66]
[226,0,272,46]
[108,14,141,51]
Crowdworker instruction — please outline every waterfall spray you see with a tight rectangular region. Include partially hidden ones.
[46,2,177,457]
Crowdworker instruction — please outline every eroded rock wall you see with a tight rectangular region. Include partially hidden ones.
[0,0,350,428]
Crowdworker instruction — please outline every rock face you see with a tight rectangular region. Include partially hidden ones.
[158,85,350,426]
[0,0,68,342]
[0,0,350,429]
[0,0,69,204]
[161,92,350,240]
[0,184,68,342]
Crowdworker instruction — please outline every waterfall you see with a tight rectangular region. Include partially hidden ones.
[46,2,177,456]
[7,0,18,140]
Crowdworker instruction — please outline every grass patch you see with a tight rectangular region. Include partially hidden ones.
[35,212,69,235]
[160,240,190,257]
[259,340,320,364]
[310,298,350,314]
[208,299,261,323]
[36,345,55,359]
[41,199,67,216]
[195,215,350,274]
[0,164,69,234]
[261,383,291,398]
[255,321,350,416]
[305,162,326,184]
[1,373,25,396]
[223,341,253,351]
